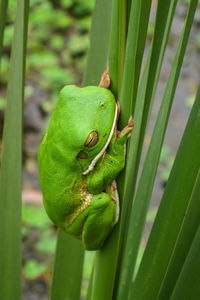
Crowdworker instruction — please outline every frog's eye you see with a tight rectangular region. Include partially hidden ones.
[84,131,99,148]
[77,150,88,159]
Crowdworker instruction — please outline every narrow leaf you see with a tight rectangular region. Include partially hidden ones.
[170,224,200,300]
[131,0,152,110]
[51,231,84,300]
[158,167,200,299]
[86,266,94,300]
[117,0,128,93]
[0,0,29,299]
[109,0,129,98]
[0,0,8,65]
[108,0,120,98]
[130,74,200,299]
[137,0,175,153]
[83,0,112,86]
[119,0,148,127]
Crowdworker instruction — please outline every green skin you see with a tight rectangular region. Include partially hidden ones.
[38,85,132,250]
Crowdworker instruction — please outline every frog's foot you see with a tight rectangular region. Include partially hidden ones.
[110,180,119,222]
[117,116,134,142]
[99,68,110,89]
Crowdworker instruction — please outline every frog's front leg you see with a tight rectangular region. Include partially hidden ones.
[86,117,134,194]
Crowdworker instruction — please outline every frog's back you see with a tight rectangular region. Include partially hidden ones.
[38,129,85,229]
[38,84,116,230]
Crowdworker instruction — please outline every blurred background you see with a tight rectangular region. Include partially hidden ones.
[0,0,199,299]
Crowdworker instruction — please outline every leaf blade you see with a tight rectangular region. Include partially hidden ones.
[0,0,8,65]
[83,0,112,86]
[51,231,84,300]
[158,167,200,299]
[129,83,200,299]
[0,0,29,299]
[170,223,200,300]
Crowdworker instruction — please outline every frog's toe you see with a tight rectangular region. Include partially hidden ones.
[110,180,119,222]
[117,116,134,142]
[99,68,110,89]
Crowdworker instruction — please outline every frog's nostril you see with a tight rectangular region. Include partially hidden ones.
[77,151,88,159]
[99,100,105,109]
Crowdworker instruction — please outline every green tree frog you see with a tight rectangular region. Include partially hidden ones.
[38,72,133,250]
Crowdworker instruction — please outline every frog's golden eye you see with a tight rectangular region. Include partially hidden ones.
[77,150,88,159]
[84,131,99,148]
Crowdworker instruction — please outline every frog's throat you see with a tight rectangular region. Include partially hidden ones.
[83,103,118,176]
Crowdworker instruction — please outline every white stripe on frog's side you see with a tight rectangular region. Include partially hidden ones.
[82,103,118,175]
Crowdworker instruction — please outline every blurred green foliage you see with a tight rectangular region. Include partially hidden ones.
[21,204,55,280]
[21,203,94,295]
[181,0,200,2]
[196,33,200,50]
[146,207,158,223]
[1,0,95,114]
[22,204,51,228]
[24,259,46,280]
[159,145,175,183]
[185,95,195,107]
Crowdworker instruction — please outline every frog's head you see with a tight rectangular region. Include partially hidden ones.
[49,85,117,174]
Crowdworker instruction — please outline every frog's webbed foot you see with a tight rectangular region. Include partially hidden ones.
[110,180,119,222]
[99,69,134,141]
[99,68,110,89]
[117,116,134,141]
[104,180,119,223]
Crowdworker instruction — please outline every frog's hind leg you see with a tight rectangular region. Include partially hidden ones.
[82,192,117,250]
